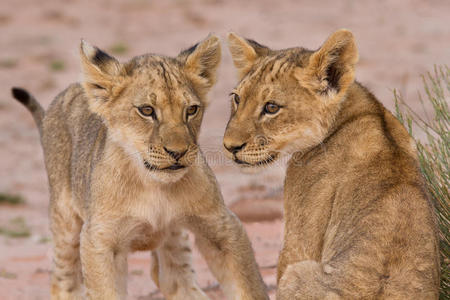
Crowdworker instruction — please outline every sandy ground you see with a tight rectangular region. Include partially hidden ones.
[0,0,449,299]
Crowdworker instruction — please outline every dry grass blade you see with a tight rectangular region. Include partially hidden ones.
[395,65,449,299]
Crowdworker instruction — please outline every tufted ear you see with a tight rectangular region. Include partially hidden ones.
[227,33,269,80]
[295,29,358,101]
[80,40,126,105]
[180,35,221,98]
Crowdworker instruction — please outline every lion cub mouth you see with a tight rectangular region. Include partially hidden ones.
[234,153,277,167]
[143,160,186,171]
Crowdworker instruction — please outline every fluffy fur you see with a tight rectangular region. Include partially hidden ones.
[224,29,440,299]
[12,35,268,300]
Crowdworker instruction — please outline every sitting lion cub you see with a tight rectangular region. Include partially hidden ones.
[223,29,440,299]
[12,35,268,300]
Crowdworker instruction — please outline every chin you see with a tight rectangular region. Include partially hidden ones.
[148,168,189,183]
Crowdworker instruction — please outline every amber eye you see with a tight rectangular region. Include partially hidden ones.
[186,105,199,117]
[231,93,240,106]
[138,105,154,117]
[263,102,280,114]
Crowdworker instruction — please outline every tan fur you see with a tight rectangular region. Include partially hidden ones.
[13,35,268,300]
[224,29,440,299]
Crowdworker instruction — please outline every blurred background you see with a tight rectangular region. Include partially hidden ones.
[0,0,449,298]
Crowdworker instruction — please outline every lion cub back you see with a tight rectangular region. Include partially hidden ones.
[282,82,440,298]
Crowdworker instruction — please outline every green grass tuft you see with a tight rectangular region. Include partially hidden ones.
[0,192,25,205]
[49,60,65,71]
[0,269,17,279]
[395,65,449,299]
[0,217,31,238]
[38,236,51,244]
[0,58,18,69]
[110,42,129,55]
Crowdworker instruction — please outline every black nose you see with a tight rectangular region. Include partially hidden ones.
[224,143,247,155]
[164,147,187,160]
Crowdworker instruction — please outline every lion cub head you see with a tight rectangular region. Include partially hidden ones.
[80,35,221,182]
[223,29,358,168]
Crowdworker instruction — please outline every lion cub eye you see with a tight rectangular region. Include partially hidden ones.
[186,105,199,117]
[230,93,240,106]
[138,105,154,117]
[263,102,280,114]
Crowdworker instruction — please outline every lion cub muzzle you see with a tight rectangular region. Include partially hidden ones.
[224,127,277,167]
[145,124,198,172]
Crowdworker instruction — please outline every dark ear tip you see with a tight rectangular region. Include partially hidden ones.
[181,43,199,57]
[12,87,30,104]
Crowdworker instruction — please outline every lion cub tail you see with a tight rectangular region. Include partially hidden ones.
[11,87,45,133]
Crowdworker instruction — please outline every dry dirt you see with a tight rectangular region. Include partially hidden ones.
[0,0,449,299]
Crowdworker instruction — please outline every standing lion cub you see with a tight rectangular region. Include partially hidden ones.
[224,29,440,299]
[12,35,268,300]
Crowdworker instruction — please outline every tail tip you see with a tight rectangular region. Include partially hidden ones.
[11,87,30,105]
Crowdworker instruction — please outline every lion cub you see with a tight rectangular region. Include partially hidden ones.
[12,35,268,300]
[223,29,440,299]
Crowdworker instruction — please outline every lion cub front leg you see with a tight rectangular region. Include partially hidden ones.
[80,222,128,300]
[188,206,269,300]
[152,226,209,300]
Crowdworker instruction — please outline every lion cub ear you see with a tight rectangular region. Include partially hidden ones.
[295,29,358,101]
[180,35,221,98]
[80,40,125,103]
[227,33,269,79]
